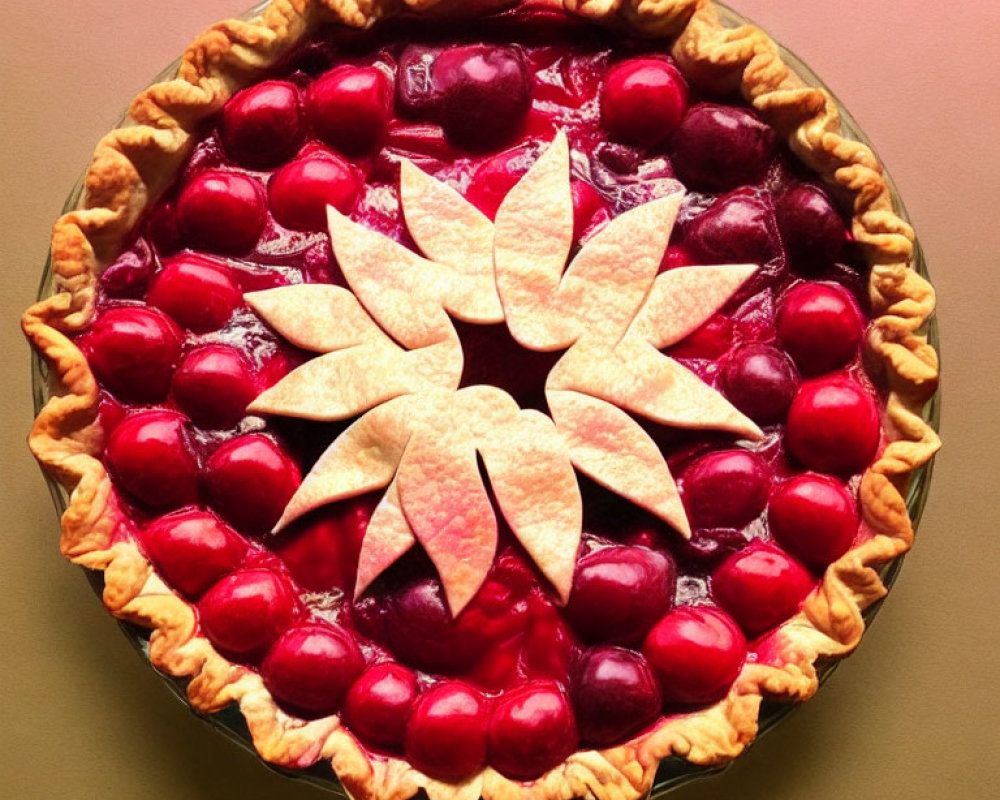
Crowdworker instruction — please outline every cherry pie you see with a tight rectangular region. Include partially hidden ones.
[24,1,940,798]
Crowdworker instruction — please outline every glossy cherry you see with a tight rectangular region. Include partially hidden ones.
[684,191,778,265]
[776,282,864,374]
[680,450,771,529]
[643,606,747,705]
[571,646,661,746]
[571,179,609,241]
[261,623,365,716]
[464,145,535,219]
[404,682,488,781]
[768,473,859,569]
[720,343,799,425]
[488,681,577,780]
[202,434,302,534]
[220,80,304,168]
[343,663,419,751]
[142,509,247,598]
[600,58,688,147]
[785,376,880,475]
[147,254,242,333]
[81,306,182,403]
[198,568,298,660]
[667,314,733,360]
[100,240,156,298]
[712,543,815,637]
[776,183,847,268]
[176,170,266,253]
[105,410,199,510]
[308,65,392,155]
[171,345,257,429]
[269,154,361,231]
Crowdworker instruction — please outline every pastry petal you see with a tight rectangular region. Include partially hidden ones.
[355,480,416,599]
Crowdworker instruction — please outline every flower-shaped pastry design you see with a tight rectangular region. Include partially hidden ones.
[247,132,762,616]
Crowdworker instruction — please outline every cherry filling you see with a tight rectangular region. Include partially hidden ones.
[75,15,890,782]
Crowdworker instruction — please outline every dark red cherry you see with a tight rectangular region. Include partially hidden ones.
[81,306,182,403]
[430,45,532,150]
[488,681,577,780]
[176,170,266,253]
[685,191,778,265]
[105,410,199,509]
[143,509,247,598]
[343,663,419,751]
[712,543,815,637]
[643,606,746,705]
[600,58,688,147]
[395,44,442,120]
[308,65,392,155]
[203,434,302,534]
[571,179,609,241]
[769,473,859,569]
[776,184,847,267]
[571,646,661,746]
[198,568,298,660]
[269,155,361,231]
[220,80,303,168]
[720,344,799,424]
[464,145,535,219]
[171,345,257,429]
[404,682,488,781]
[100,239,156,298]
[261,623,365,716]
[671,103,777,192]
[776,283,864,374]
[659,242,696,272]
[147,254,242,333]
[565,546,675,646]
[786,376,880,475]
[681,450,770,529]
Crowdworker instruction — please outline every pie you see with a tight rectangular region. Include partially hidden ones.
[23,1,940,798]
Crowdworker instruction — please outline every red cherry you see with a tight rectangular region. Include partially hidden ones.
[666,313,733,360]
[720,344,800,425]
[768,474,859,569]
[786,376,880,475]
[81,306,182,403]
[269,155,361,231]
[659,242,696,272]
[643,606,746,705]
[712,543,815,637]
[100,240,156,298]
[198,568,298,660]
[488,681,577,780]
[142,509,247,598]
[404,682,488,781]
[203,434,302,534]
[464,145,534,219]
[571,646,661,747]
[681,450,771,529]
[685,190,778,265]
[600,58,688,147]
[220,80,303,168]
[147,254,242,333]
[570,179,609,241]
[171,345,257,429]
[343,663,419,751]
[564,546,675,646]
[776,283,864,374]
[176,170,266,253]
[776,184,847,268]
[308,65,392,155]
[105,410,199,509]
[261,623,365,716]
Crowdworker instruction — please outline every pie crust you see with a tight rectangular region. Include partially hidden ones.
[23,2,940,799]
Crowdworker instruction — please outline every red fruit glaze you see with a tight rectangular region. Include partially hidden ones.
[81,306,182,403]
[261,623,365,716]
[203,434,302,534]
[571,646,661,746]
[143,509,247,598]
[220,80,303,168]
[171,345,257,429]
[198,568,299,659]
[600,58,688,147]
[308,65,392,155]
[343,663,419,751]
[768,474,859,569]
[269,155,361,231]
[681,450,771,529]
[720,344,799,425]
[786,376,880,475]
[176,170,266,253]
[643,606,746,705]
[404,682,488,781]
[712,543,815,637]
[488,681,577,780]
[147,254,242,333]
[776,283,864,374]
[105,410,199,510]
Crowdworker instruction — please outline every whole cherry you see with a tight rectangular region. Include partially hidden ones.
[776,282,864,374]
[343,663,419,751]
[720,344,800,425]
[220,80,304,168]
[176,170,266,253]
[768,473,859,569]
[571,646,661,746]
[269,154,361,231]
[147,254,242,333]
[171,345,257,430]
[488,681,577,780]
[308,65,392,155]
[404,682,488,781]
[684,191,778,265]
[600,58,688,147]
[680,450,771,529]
[775,183,847,268]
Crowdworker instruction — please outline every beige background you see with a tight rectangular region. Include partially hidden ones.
[2,1,997,798]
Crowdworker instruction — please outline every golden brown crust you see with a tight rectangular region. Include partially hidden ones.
[24,1,940,799]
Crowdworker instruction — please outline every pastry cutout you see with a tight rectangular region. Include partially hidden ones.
[250,132,761,615]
